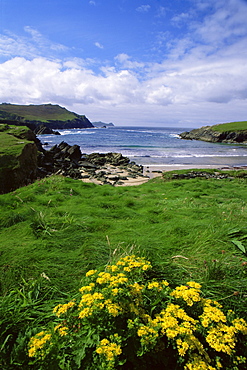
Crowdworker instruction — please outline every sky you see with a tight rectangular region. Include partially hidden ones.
[0,0,247,127]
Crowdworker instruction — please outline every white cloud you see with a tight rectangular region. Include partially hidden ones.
[0,0,247,126]
[136,5,151,13]
[114,53,145,71]
[94,42,104,49]
[171,12,192,27]
[0,46,246,126]
[0,27,68,61]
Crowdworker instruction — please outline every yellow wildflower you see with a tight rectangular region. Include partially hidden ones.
[28,331,52,358]
[206,323,236,355]
[85,269,97,277]
[96,337,122,363]
[53,301,75,317]
[54,324,68,336]
[78,307,93,319]
[200,300,227,328]
[147,281,162,290]
[171,283,201,306]
[232,318,247,334]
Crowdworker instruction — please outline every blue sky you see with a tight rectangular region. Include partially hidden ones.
[0,0,247,127]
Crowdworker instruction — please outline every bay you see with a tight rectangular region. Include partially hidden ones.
[38,126,247,168]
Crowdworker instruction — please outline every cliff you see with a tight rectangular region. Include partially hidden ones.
[0,124,39,193]
[0,103,93,133]
[180,121,247,144]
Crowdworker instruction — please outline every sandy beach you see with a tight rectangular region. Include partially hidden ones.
[80,163,247,186]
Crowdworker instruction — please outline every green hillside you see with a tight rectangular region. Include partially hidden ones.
[212,120,247,132]
[0,103,93,130]
[0,124,31,157]
[0,103,81,122]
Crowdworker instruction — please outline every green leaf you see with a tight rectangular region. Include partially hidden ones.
[231,239,246,254]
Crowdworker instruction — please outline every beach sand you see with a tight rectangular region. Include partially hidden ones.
[80,164,247,187]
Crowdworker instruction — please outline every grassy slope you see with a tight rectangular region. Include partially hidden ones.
[0,104,78,122]
[0,125,31,169]
[212,121,247,132]
[0,173,247,315]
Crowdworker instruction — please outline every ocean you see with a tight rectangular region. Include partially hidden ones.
[38,126,247,168]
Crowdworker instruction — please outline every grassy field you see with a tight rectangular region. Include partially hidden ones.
[212,121,247,132]
[1,172,247,308]
[1,172,247,368]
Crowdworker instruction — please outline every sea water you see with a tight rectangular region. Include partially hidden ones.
[38,126,247,168]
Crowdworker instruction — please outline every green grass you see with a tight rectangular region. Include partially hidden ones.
[0,125,32,171]
[0,172,247,312]
[1,172,247,368]
[212,121,247,132]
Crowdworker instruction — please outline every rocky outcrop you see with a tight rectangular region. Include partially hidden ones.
[38,142,147,186]
[0,122,148,193]
[180,126,247,143]
[33,124,60,135]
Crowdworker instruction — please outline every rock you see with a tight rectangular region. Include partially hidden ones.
[67,145,82,161]
[33,124,60,135]
[85,152,130,166]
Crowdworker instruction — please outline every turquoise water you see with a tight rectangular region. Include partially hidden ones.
[38,126,247,167]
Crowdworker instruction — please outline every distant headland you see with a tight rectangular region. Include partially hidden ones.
[180,121,247,144]
[0,103,93,134]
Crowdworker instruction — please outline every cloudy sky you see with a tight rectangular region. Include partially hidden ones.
[0,0,247,127]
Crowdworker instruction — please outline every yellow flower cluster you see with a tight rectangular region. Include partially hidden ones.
[114,255,152,271]
[200,299,226,328]
[206,323,236,355]
[176,338,189,356]
[28,331,52,358]
[28,255,247,368]
[95,271,128,286]
[85,269,97,277]
[134,302,199,356]
[130,282,145,294]
[157,303,198,341]
[137,325,159,346]
[78,291,122,318]
[95,337,122,363]
[53,300,75,317]
[185,354,218,370]
[77,255,153,319]
[232,318,247,334]
[79,282,95,293]
[54,324,69,337]
[170,282,201,306]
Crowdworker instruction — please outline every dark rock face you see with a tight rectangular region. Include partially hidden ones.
[180,126,247,143]
[33,124,60,135]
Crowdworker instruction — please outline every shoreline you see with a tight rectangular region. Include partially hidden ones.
[80,163,247,187]
[143,164,247,179]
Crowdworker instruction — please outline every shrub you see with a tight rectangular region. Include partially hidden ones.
[27,255,247,369]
